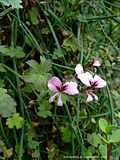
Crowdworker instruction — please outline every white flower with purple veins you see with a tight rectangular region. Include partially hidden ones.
[75,64,84,75]
[75,64,106,102]
[48,76,79,106]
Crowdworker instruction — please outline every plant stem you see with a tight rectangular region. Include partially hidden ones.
[0,118,9,146]
[107,144,110,160]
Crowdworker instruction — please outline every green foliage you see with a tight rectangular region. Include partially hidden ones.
[87,133,102,147]
[27,139,40,158]
[0,0,22,8]
[0,88,16,118]
[26,126,40,159]
[62,34,79,52]
[23,57,51,92]
[99,118,114,134]
[0,79,5,88]
[0,139,5,153]
[6,113,24,129]
[0,46,25,58]
[60,124,72,143]
[47,141,63,160]
[37,101,52,118]
[61,94,69,105]
[109,129,120,143]
[99,144,107,158]
[52,48,66,60]
[0,0,120,159]
[3,147,13,159]
[0,64,6,73]
[27,7,39,25]
[99,118,109,133]
[112,90,120,108]
[99,118,120,143]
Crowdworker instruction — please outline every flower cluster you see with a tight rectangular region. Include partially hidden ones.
[48,59,106,106]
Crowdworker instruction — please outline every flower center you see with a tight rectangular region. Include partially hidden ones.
[56,84,68,92]
[56,86,62,91]
[90,81,98,88]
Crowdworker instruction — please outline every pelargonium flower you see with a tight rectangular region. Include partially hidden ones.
[48,76,79,106]
[82,72,106,102]
[77,72,106,89]
[91,59,101,67]
[75,64,106,102]
[75,64,84,75]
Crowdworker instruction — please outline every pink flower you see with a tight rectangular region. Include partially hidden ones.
[92,59,101,67]
[78,72,106,102]
[77,72,106,88]
[75,64,106,102]
[75,64,84,75]
[48,76,79,106]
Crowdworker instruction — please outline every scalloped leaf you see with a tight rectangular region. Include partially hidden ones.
[6,113,24,129]
[0,46,25,58]
[0,88,16,118]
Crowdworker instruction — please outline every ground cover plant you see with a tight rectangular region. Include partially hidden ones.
[0,0,120,159]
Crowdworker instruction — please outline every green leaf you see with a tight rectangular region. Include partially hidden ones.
[23,57,51,92]
[0,79,5,88]
[109,129,120,143]
[3,147,13,159]
[48,142,60,160]
[99,144,107,158]
[0,139,5,153]
[28,139,39,150]
[87,133,102,147]
[61,94,69,105]
[6,113,24,129]
[52,48,66,60]
[27,128,39,150]
[0,46,25,58]
[0,64,6,73]
[0,0,22,8]
[37,101,52,118]
[60,125,72,143]
[26,57,51,74]
[27,7,39,25]
[0,88,16,118]
[23,71,48,92]
[26,128,41,158]
[99,118,109,133]
[26,59,39,69]
[32,149,40,158]
[62,34,78,52]
[40,56,52,74]
[112,90,120,108]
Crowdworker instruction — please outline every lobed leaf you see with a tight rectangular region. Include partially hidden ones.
[0,88,16,118]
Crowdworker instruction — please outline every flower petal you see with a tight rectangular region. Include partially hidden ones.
[78,72,92,87]
[63,82,79,95]
[86,93,98,102]
[75,64,84,75]
[49,93,58,103]
[48,76,62,92]
[93,75,106,88]
[92,59,101,67]
[49,93,63,106]
[57,94,63,106]
[86,94,93,102]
